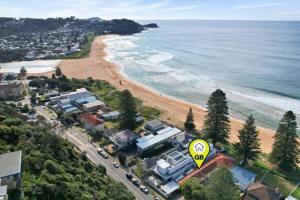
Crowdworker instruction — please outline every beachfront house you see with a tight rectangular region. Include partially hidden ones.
[0,151,22,190]
[109,130,138,150]
[80,113,104,132]
[145,119,164,133]
[243,181,284,200]
[137,127,182,153]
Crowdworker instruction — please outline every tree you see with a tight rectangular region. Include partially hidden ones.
[184,108,196,132]
[119,90,137,130]
[55,67,62,77]
[234,115,261,164]
[270,111,299,171]
[30,92,37,105]
[20,67,27,78]
[206,167,240,200]
[203,89,230,145]
[118,153,127,166]
[180,178,207,200]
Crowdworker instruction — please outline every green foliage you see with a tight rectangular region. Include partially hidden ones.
[206,167,240,200]
[180,178,207,200]
[181,167,240,200]
[234,115,261,164]
[55,67,62,77]
[119,90,138,130]
[0,102,134,200]
[184,108,196,132]
[203,89,230,145]
[270,111,299,171]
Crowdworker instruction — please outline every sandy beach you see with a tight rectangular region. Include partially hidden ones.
[57,35,276,153]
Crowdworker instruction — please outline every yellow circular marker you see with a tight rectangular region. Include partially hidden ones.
[189,139,210,168]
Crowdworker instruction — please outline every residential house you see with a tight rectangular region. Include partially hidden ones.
[0,151,22,190]
[137,127,182,153]
[80,113,104,132]
[145,119,164,133]
[109,130,138,150]
[0,82,23,100]
[153,150,195,183]
[243,181,284,200]
[82,100,105,112]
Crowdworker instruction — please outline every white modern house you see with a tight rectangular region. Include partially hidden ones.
[137,127,182,153]
[153,150,195,183]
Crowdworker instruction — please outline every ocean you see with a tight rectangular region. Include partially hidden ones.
[103,20,300,130]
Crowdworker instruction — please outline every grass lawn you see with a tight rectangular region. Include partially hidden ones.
[244,158,300,198]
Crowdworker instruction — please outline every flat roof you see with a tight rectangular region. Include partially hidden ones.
[137,127,181,150]
[83,100,105,108]
[0,151,22,178]
[160,181,179,195]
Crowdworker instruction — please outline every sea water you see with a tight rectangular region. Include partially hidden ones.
[104,20,300,131]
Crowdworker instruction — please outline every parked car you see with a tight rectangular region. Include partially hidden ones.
[154,197,160,200]
[126,173,133,180]
[132,178,140,187]
[112,161,119,168]
[140,185,149,194]
[97,148,103,154]
[100,152,109,159]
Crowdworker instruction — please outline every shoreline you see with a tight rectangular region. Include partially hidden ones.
[57,35,276,153]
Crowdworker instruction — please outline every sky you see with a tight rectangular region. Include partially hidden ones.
[0,0,299,20]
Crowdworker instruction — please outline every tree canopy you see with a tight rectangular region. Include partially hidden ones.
[0,102,134,200]
[234,115,261,164]
[270,111,299,171]
[184,108,196,132]
[119,90,138,130]
[203,89,230,145]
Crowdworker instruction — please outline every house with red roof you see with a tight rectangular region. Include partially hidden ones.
[79,113,104,132]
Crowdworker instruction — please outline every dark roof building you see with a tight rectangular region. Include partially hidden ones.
[145,119,164,133]
[243,181,284,200]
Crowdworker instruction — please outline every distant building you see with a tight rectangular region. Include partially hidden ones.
[0,151,22,190]
[80,113,104,132]
[0,185,8,200]
[145,119,164,133]
[137,127,182,153]
[153,150,195,183]
[243,181,284,200]
[230,166,256,191]
[0,82,23,100]
[109,130,138,150]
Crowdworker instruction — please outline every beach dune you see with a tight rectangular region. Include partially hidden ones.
[58,35,276,153]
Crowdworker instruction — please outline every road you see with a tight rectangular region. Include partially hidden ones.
[35,106,153,200]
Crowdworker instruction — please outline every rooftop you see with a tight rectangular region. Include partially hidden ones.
[116,130,137,141]
[160,181,179,195]
[146,119,163,128]
[80,113,104,126]
[0,151,22,178]
[83,100,105,108]
[244,181,283,200]
[137,127,182,150]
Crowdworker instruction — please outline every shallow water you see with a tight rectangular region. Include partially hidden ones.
[104,20,300,130]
